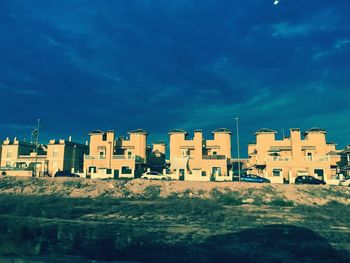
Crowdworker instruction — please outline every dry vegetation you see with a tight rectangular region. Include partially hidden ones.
[0,176,349,262]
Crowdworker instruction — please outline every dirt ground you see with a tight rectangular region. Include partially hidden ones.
[0,176,349,205]
[0,176,349,262]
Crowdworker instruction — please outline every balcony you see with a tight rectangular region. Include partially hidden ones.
[266,156,292,162]
[303,156,330,162]
[202,155,226,160]
[85,154,144,163]
[113,155,135,160]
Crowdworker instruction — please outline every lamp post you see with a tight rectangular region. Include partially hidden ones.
[34,119,40,177]
[235,117,241,182]
[108,141,112,169]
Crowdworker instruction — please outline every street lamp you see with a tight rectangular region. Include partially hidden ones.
[235,117,241,182]
[33,119,40,177]
[108,141,112,169]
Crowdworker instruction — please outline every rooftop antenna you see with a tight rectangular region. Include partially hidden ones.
[32,119,40,177]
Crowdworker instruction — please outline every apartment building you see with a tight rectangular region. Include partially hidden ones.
[168,128,232,181]
[0,137,87,176]
[84,129,147,179]
[46,138,88,174]
[146,142,167,172]
[339,146,350,177]
[247,128,341,184]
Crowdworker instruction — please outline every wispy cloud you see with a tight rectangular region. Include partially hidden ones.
[271,22,314,37]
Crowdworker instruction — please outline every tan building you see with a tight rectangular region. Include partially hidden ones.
[339,146,350,177]
[84,129,147,179]
[0,137,87,176]
[168,128,232,181]
[247,128,341,184]
[46,138,88,175]
[146,142,167,172]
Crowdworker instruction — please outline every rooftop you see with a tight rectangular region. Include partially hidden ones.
[303,127,327,134]
[212,128,231,134]
[169,129,188,135]
[128,129,148,135]
[255,128,277,134]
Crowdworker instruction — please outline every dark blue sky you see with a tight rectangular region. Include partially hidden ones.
[0,0,349,156]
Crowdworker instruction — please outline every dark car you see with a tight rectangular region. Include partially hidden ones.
[54,171,80,177]
[235,174,270,183]
[294,175,326,185]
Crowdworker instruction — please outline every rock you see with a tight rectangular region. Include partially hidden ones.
[243,198,255,204]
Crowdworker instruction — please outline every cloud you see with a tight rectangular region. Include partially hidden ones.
[0,0,349,153]
[271,22,314,37]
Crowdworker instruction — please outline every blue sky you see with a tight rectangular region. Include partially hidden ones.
[0,0,349,156]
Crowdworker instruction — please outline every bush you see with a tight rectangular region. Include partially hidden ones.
[210,188,242,206]
[269,198,294,207]
[143,185,162,199]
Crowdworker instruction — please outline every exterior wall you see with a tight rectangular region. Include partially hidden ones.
[169,129,232,181]
[147,143,166,169]
[84,130,148,179]
[153,143,166,155]
[0,138,36,167]
[247,128,340,184]
[1,137,87,177]
[46,139,88,175]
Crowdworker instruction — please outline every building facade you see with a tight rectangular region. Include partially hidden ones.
[84,129,147,179]
[146,142,167,172]
[247,128,341,184]
[168,128,232,181]
[339,146,350,177]
[0,137,87,176]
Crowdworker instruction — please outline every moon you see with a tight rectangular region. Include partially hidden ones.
[274,0,279,5]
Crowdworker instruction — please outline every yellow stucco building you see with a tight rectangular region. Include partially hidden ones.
[0,137,87,176]
[168,128,232,181]
[339,146,350,177]
[247,128,341,184]
[84,129,148,179]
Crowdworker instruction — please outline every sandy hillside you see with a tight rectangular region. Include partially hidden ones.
[0,176,349,205]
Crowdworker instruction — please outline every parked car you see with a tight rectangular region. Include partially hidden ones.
[235,174,270,183]
[54,171,80,177]
[294,175,326,185]
[141,171,171,180]
[339,176,350,186]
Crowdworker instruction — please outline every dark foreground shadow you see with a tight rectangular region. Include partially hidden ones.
[117,224,349,263]
[1,223,349,263]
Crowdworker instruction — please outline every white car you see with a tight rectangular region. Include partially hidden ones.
[141,171,171,180]
[339,177,350,186]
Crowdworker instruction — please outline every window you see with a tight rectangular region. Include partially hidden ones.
[102,133,107,141]
[121,166,132,174]
[212,167,221,176]
[98,148,106,159]
[212,151,217,155]
[201,171,206,177]
[182,149,189,156]
[127,151,132,159]
[6,149,12,158]
[307,153,312,161]
[53,148,59,157]
[106,169,112,174]
[89,166,96,173]
[314,169,324,178]
[273,169,282,176]
[6,161,11,167]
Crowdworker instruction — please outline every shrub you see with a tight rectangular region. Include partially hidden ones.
[269,198,294,207]
[143,185,162,199]
[210,188,242,206]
